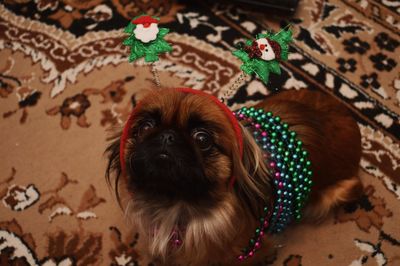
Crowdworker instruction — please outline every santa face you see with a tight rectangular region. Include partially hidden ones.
[256,38,275,61]
[134,23,159,43]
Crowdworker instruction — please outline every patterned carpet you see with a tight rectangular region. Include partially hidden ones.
[0,0,399,265]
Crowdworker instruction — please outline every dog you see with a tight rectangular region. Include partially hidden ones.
[105,87,363,265]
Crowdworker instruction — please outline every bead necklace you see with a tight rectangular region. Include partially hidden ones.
[233,107,313,261]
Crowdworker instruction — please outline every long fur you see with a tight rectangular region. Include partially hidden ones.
[233,124,272,218]
[105,89,363,265]
[105,123,272,264]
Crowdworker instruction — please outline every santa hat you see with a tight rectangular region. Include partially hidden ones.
[131,15,159,28]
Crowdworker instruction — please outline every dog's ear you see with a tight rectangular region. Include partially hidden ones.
[105,133,123,206]
[232,124,272,218]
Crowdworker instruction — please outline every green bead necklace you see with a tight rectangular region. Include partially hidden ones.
[233,107,313,261]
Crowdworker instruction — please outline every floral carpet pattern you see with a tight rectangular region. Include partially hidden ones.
[0,0,399,265]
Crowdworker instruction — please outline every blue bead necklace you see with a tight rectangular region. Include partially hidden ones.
[233,107,313,261]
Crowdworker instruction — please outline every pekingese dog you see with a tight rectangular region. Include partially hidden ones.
[105,87,363,265]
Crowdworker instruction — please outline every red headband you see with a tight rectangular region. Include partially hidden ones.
[119,88,243,185]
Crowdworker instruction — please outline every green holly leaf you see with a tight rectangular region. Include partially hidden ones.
[233,50,250,63]
[145,52,159,62]
[129,51,141,62]
[269,60,281,75]
[280,48,289,61]
[161,41,173,52]
[151,39,172,53]
[132,41,145,55]
[253,61,270,84]
[278,29,292,42]
[253,60,267,79]
[245,39,253,46]
[241,63,253,75]
[158,27,170,38]
[122,38,133,46]
[256,33,267,39]
[124,22,136,34]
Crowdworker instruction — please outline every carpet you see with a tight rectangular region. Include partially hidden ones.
[0,0,399,265]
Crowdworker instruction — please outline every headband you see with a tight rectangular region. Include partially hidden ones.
[119,88,244,185]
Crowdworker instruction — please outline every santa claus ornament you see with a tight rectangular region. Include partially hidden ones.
[123,15,172,63]
[123,15,172,88]
[133,16,159,43]
[232,28,293,85]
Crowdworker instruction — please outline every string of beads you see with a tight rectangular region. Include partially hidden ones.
[234,107,313,261]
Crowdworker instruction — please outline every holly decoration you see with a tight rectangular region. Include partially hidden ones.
[123,15,172,63]
[232,28,293,85]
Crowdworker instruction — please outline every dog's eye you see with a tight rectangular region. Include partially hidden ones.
[192,130,213,151]
[138,119,156,134]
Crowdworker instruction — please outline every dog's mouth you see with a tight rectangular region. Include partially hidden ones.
[169,227,184,247]
[129,150,215,202]
[153,150,174,164]
[151,224,186,249]
[156,152,170,160]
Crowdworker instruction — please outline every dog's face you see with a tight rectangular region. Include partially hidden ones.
[125,89,240,204]
[106,88,270,263]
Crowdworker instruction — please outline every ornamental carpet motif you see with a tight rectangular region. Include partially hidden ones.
[0,0,399,265]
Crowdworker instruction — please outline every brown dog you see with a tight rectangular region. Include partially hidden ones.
[106,88,363,265]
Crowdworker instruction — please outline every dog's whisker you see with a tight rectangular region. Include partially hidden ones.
[124,199,137,226]
[123,199,131,218]
[120,196,132,206]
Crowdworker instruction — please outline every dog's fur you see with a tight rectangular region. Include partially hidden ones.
[106,89,363,265]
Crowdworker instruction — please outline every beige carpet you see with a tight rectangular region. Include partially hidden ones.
[0,0,399,265]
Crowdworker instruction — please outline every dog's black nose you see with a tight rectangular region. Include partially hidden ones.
[159,130,176,145]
